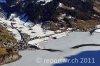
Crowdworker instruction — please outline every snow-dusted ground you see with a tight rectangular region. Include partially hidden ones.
[0,17,67,46]
[3,32,100,66]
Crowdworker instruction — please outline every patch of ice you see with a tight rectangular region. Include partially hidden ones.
[95,29,100,32]
[28,39,44,45]
[51,32,66,39]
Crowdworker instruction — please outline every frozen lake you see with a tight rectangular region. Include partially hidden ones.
[4,32,100,66]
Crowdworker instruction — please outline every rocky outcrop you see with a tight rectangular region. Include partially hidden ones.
[94,0,100,14]
[0,0,100,31]
[0,0,95,20]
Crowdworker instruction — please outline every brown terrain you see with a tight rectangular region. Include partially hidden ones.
[50,0,100,31]
[0,25,21,65]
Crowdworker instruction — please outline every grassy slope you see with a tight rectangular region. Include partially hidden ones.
[0,25,16,43]
[0,25,16,55]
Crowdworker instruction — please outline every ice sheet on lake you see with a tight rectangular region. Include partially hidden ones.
[4,32,100,66]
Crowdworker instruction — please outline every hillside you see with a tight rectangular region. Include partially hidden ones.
[0,25,21,65]
[0,25,16,44]
[0,0,100,31]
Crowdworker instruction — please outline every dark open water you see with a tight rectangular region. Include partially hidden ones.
[54,51,100,66]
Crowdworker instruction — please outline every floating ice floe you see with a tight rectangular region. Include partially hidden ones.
[51,32,66,39]
[28,39,44,45]
[95,29,100,33]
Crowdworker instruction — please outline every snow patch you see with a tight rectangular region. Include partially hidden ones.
[37,0,52,4]
[0,13,68,46]
[95,29,100,33]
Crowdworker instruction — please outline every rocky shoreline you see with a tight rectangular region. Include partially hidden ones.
[0,47,22,65]
[0,54,22,65]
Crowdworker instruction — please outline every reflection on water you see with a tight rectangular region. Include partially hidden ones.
[54,51,100,66]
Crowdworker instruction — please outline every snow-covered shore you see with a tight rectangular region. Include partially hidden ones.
[0,17,68,48]
[3,32,100,66]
